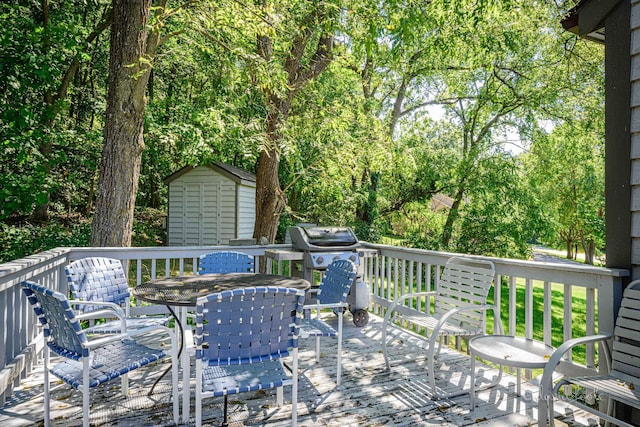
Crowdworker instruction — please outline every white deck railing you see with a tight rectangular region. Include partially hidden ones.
[0,243,629,405]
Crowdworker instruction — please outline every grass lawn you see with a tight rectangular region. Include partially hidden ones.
[486,278,593,366]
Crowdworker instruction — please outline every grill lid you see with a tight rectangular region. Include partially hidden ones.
[290,226,359,251]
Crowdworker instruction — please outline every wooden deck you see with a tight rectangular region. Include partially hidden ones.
[0,313,596,426]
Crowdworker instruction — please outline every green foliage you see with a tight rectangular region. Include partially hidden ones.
[0,2,109,220]
[392,203,447,251]
[0,217,91,263]
[453,154,538,258]
[131,208,167,246]
[0,208,167,263]
[0,0,605,265]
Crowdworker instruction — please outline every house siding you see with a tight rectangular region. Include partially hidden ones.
[631,0,640,276]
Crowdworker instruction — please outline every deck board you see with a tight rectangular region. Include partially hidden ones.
[0,313,598,426]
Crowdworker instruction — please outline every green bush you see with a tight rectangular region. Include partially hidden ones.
[0,208,167,263]
[0,217,91,263]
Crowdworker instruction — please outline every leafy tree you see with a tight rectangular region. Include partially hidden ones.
[525,119,605,264]
[0,1,111,221]
[91,0,154,247]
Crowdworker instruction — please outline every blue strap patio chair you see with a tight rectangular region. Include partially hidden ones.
[21,280,178,427]
[198,251,255,274]
[299,259,357,386]
[65,257,170,334]
[195,286,305,427]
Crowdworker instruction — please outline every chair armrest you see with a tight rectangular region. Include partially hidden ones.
[76,308,124,322]
[383,291,438,324]
[70,300,128,332]
[83,324,177,350]
[69,300,126,317]
[303,301,349,311]
[539,333,612,398]
[429,303,503,343]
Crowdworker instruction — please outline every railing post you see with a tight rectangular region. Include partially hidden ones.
[597,275,624,337]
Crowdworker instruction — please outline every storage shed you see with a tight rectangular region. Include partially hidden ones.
[164,162,256,246]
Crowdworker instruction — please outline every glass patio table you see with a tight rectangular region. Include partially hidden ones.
[132,273,311,423]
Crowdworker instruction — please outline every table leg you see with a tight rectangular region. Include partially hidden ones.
[516,367,521,397]
[470,352,476,411]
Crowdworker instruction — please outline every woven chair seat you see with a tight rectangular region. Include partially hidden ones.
[83,316,172,335]
[201,360,291,396]
[299,317,338,337]
[555,374,640,408]
[50,340,168,389]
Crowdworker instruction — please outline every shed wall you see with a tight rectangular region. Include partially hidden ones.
[167,167,240,245]
[237,185,256,239]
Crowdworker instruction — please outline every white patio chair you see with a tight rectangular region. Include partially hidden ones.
[65,257,170,334]
[299,259,357,386]
[381,256,499,398]
[21,280,178,427]
[194,286,305,427]
[539,279,640,427]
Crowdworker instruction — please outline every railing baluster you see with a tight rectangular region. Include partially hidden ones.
[544,281,552,346]
[525,278,533,340]
[509,276,517,336]
[586,287,596,368]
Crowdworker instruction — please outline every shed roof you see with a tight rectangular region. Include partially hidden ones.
[164,162,256,187]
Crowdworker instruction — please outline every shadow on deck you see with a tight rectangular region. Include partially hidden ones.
[1,313,596,426]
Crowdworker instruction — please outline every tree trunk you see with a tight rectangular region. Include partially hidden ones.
[441,184,465,248]
[580,230,596,265]
[91,0,152,247]
[252,5,335,244]
[253,103,288,244]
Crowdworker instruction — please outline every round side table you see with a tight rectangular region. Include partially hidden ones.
[469,335,555,410]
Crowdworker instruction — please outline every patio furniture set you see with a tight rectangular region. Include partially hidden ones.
[20,249,640,427]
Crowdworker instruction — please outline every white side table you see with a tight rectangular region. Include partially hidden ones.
[469,335,555,410]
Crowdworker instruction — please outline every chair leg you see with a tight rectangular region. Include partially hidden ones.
[44,347,50,427]
[427,332,440,398]
[381,325,391,370]
[82,357,90,427]
[222,394,229,427]
[195,360,202,427]
[336,311,343,386]
[171,336,179,425]
[277,386,283,406]
[121,374,128,397]
[292,348,298,427]
[537,396,549,427]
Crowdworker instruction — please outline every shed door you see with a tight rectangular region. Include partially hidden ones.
[183,181,224,245]
[183,183,204,245]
